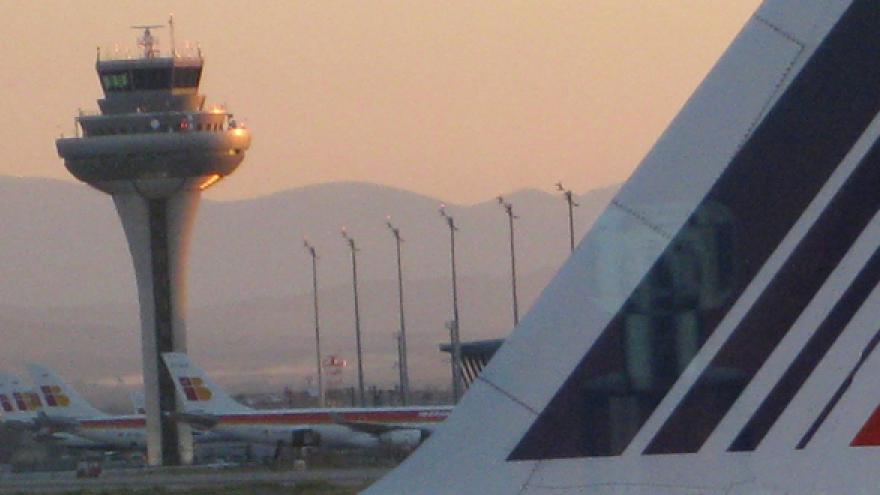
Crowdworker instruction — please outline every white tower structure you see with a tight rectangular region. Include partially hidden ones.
[56,25,250,466]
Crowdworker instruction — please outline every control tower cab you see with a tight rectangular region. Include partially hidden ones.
[59,26,249,195]
[56,24,250,467]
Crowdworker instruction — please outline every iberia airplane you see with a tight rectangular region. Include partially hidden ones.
[27,364,146,451]
[0,370,108,450]
[162,352,451,450]
[0,371,43,426]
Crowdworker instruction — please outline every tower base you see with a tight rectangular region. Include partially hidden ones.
[114,187,199,466]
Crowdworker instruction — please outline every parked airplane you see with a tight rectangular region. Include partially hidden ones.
[28,364,147,451]
[27,365,239,454]
[162,352,451,451]
[366,0,880,493]
[0,370,108,450]
[0,371,43,427]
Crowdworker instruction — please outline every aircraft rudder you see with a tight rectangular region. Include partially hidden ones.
[161,353,251,414]
[25,363,105,419]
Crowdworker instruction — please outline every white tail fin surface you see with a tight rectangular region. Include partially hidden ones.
[0,372,42,423]
[161,353,252,415]
[26,364,107,419]
[130,389,145,415]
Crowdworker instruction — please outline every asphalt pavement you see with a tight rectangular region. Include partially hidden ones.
[0,465,388,493]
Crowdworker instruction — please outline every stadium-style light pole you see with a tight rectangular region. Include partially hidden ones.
[445,320,464,402]
[341,227,366,407]
[555,182,579,253]
[303,237,325,407]
[393,331,405,404]
[439,204,464,402]
[385,217,410,405]
[497,196,520,327]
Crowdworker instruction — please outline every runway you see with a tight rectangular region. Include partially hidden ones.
[0,466,388,493]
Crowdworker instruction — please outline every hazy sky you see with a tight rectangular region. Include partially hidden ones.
[4,0,760,203]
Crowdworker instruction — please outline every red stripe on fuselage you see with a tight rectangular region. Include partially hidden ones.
[217,409,450,426]
[78,417,145,430]
[72,409,450,429]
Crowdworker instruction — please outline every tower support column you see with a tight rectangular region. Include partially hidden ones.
[113,188,199,466]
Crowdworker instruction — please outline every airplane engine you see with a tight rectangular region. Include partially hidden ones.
[290,429,321,448]
[379,429,424,450]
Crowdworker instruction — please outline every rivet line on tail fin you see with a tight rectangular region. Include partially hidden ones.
[734,15,805,155]
[479,377,540,416]
[730,244,880,451]
[753,14,807,48]
[517,462,540,494]
[510,0,880,461]
[611,200,674,241]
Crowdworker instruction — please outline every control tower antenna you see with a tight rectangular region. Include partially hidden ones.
[168,14,176,57]
[131,24,163,58]
[57,26,251,467]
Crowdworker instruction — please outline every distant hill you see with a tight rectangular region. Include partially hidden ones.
[0,177,616,404]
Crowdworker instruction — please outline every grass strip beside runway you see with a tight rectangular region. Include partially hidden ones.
[6,480,369,494]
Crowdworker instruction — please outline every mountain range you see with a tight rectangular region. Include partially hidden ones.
[0,177,616,406]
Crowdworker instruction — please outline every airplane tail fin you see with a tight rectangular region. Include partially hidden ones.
[161,353,251,415]
[365,1,880,493]
[26,364,107,420]
[129,389,145,415]
[0,372,42,424]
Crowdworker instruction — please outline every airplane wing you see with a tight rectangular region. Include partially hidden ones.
[329,412,431,437]
[168,411,220,430]
[34,411,80,432]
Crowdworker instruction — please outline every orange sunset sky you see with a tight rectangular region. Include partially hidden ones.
[3,1,761,203]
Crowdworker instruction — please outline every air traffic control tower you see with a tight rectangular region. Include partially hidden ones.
[56,25,250,466]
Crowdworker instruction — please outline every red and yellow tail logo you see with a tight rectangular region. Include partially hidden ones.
[25,392,42,410]
[13,392,43,411]
[40,386,70,407]
[0,394,13,412]
[179,377,212,401]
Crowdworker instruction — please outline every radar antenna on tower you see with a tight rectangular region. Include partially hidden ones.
[131,24,164,58]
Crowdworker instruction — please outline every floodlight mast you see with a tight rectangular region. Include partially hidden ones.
[303,238,325,407]
[342,227,366,407]
[497,196,520,327]
[56,25,250,466]
[168,14,176,57]
[439,204,464,402]
[556,182,579,253]
[385,217,410,405]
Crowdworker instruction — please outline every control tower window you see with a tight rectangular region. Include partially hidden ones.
[132,68,172,90]
[101,72,131,92]
[173,68,202,88]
